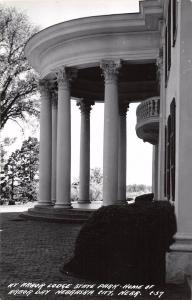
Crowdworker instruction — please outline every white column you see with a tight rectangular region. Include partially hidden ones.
[117,104,129,204]
[152,144,159,200]
[51,89,57,204]
[100,60,121,206]
[77,100,94,204]
[55,67,76,208]
[37,80,52,206]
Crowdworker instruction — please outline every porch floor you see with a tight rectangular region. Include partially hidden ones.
[0,209,190,300]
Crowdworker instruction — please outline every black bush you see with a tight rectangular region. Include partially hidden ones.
[62,201,176,284]
[135,193,154,203]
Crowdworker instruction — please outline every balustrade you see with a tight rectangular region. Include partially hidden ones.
[136,97,160,122]
[136,97,160,145]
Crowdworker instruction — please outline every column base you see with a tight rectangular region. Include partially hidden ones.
[35,202,53,207]
[54,203,72,209]
[77,200,91,204]
[166,233,192,284]
[52,198,56,204]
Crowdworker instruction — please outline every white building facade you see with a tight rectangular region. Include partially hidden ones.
[25,0,192,282]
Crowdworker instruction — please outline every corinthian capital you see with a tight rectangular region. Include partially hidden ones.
[77,99,95,115]
[156,47,163,77]
[119,103,129,117]
[54,66,77,89]
[100,60,121,84]
[38,79,49,93]
[38,79,51,100]
[50,89,58,107]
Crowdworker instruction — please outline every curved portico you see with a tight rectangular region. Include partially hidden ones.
[25,3,163,211]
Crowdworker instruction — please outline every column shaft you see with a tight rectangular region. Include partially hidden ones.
[101,60,121,205]
[51,92,57,203]
[38,80,52,206]
[77,101,93,203]
[55,68,72,208]
[117,106,128,204]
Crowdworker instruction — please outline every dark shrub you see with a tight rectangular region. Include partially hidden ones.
[135,193,154,203]
[62,201,176,284]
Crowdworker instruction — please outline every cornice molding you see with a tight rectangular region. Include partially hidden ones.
[25,1,163,78]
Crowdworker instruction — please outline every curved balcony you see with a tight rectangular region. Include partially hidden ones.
[136,97,160,145]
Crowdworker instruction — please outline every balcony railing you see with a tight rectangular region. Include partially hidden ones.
[136,97,160,145]
[136,97,160,122]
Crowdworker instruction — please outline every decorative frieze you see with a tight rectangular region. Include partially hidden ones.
[100,60,121,84]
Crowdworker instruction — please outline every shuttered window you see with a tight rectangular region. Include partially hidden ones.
[170,98,176,201]
[168,0,171,71]
[172,0,177,46]
[164,99,176,201]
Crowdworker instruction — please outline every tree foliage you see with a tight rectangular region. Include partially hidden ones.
[126,184,152,194]
[90,168,103,201]
[71,168,103,202]
[0,6,39,129]
[1,137,39,202]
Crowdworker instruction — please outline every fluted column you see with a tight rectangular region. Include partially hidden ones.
[100,60,121,206]
[77,100,94,204]
[117,104,129,204]
[37,80,52,206]
[55,67,76,208]
[51,88,57,204]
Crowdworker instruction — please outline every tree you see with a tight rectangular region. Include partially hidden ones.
[0,6,39,129]
[90,167,103,185]
[71,168,103,202]
[90,168,103,201]
[0,136,17,169]
[0,137,39,202]
[17,137,39,201]
[1,150,20,202]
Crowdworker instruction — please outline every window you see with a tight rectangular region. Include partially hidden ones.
[166,115,171,200]
[164,126,167,197]
[170,98,176,201]
[164,99,176,201]
[165,0,175,84]
[168,0,171,71]
[172,0,177,46]
[165,27,168,84]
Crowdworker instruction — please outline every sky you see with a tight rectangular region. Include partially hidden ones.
[1,0,153,185]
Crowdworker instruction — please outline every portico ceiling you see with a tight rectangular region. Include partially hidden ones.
[71,63,158,103]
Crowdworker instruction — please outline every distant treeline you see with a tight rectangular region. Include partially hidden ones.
[126,184,152,193]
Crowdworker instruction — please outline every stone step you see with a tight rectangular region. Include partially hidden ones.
[29,207,93,215]
[27,211,92,220]
[27,208,93,218]
[20,207,93,223]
